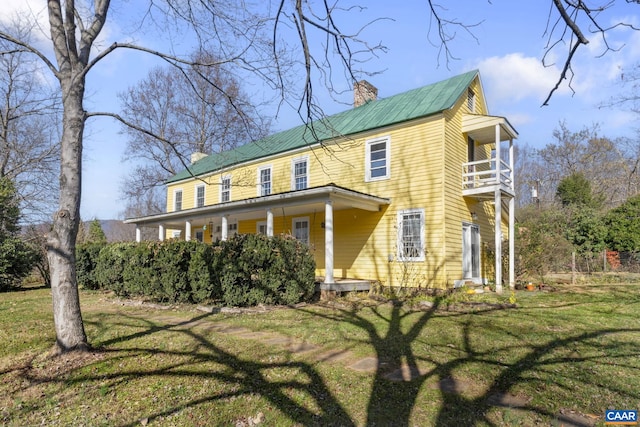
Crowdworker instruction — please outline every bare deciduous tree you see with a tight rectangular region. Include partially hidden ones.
[118,53,270,217]
[426,0,640,105]
[0,19,60,222]
[0,0,383,353]
[517,122,640,209]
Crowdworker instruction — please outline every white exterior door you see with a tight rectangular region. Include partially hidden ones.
[462,223,480,280]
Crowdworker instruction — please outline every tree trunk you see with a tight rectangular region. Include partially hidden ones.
[46,80,88,353]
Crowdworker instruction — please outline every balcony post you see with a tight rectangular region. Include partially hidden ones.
[158,224,165,241]
[495,187,503,294]
[494,124,501,185]
[135,226,141,243]
[509,196,515,289]
[508,138,514,191]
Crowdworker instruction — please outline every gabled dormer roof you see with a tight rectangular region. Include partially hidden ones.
[167,69,479,184]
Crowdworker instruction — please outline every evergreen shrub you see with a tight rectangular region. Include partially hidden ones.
[217,233,315,306]
[76,243,106,290]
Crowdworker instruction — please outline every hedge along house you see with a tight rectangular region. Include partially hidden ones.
[124,70,518,292]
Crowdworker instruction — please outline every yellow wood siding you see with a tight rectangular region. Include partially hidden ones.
[162,75,509,288]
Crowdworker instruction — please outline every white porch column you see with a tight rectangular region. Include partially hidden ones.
[494,124,501,184]
[509,196,515,289]
[508,138,514,191]
[266,209,274,237]
[185,220,192,241]
[508,137,515,289]
[324,200,334,284]
[135,226,141,243]
[158,224,165,241]
[221,215,228,241]
[495,188,503,294]
[494,123,503,293]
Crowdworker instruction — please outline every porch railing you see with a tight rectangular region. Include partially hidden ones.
[462,158,513,192]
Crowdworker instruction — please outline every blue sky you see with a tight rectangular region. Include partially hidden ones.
[4,1,640,220]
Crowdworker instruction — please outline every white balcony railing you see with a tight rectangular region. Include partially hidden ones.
[462,158,513,193]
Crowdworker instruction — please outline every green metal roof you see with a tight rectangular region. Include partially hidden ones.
[167,70,478,183]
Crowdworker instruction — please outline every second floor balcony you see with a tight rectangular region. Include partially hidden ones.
[461,114,518,199]
[462,158,514,198]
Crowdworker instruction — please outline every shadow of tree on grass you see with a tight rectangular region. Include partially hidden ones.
[7,298,640,426]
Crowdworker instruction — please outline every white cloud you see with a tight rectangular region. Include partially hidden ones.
[475,53,568,103]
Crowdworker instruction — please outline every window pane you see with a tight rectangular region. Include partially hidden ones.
[368,139,388,180]
[399,211,423,260]
[294,220,309,244]
[294,160,307,190]
[196,186,205,207]
[260,168,271,195]
[221,178,230,202]
[175,191,182,211]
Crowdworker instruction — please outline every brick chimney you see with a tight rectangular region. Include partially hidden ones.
[354,80,378,107]
[190,152,207,164]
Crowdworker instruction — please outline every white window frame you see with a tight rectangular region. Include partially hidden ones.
[257,165,272,196]
[467,88,476,112]
[173,189,183,212]
[257,221,267,235]
[292,217,310,245]
[397,208,425,262]
[291,156,309,191]
[365,136,390,182]
[220,175,231,203]
[195,184,205,208]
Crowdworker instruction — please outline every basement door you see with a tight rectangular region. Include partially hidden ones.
[462,223,480,280]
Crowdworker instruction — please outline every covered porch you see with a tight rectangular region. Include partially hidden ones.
[124,184,390,286]
[461,114,518,293]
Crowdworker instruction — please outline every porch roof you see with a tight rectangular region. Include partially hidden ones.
[124,184,391,228]
[462,114,518,144]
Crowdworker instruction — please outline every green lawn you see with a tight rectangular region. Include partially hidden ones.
[1,283,639,426]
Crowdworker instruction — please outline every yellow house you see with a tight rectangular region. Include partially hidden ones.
[125,70,517,292]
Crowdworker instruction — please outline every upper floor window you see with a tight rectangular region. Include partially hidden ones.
[221,176,231,203]
[174,189,183,211]
[292,157,308,190]
[397,208,425,261]
[467,89,476,112]
[365,136,390,181]
[258,165,272,196]
[195,184,205,208]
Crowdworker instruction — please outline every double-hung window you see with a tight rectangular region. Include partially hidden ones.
[195,185,205,208]
[397,209,425,261]
[293,217,309,245]
[220,176,231,203]
[258,166,272,196]
[292,157,308,190]
[174,189,183,211]
[365,136,390,181]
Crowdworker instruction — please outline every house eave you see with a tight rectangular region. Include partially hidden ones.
[124,184,390,227]
[462,114,518,144]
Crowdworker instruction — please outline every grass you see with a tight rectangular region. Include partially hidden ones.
[1,283,639,426]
